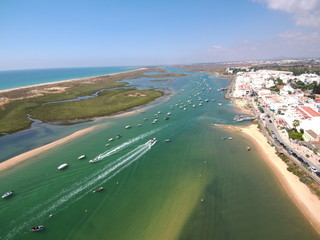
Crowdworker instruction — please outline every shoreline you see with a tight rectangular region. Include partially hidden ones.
[0,68,148,94]
[216,123,320,234]
[0,125,99,172]
[0,92,171,172]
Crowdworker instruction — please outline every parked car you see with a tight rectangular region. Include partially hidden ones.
[311,166,318,172]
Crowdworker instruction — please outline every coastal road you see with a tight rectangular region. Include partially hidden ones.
[254,104,320,184]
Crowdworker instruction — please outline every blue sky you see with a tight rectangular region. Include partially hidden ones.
[1,0,320,70]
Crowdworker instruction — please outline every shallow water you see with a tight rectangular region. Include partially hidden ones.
[0,70,319,240]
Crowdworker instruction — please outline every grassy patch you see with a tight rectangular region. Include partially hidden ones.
[0,69,165,134]
[30,89,163,122]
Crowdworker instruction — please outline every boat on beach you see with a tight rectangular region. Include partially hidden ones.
[57,163,68,170]
[30,225,44,232]
[2,191,14,199]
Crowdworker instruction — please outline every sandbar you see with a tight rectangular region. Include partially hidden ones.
[0,68,148,94]
[216,123,320,234]
[0,125,99,172]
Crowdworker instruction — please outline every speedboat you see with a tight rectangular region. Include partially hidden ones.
[108,138,114,142]
[2,191,14,199]
[137,123,142,127]
[125,125,131,129]
[89,156,102,163]
[93,187,104,193]
[165,139,171,142]
[30,225,44,232]
[78,155,86,160]
[147,138,157,146]
[57,163,68,170]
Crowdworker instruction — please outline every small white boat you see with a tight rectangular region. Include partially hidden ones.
[228,137,233,140]
[57,163,68,170]
[108,138,114,142]
[218,102,223,106]
[137,123,142,127]
[125,125,131,129]
[167,112,172,115]
[2,191,14,199]
[165,139,171,142]
[116,134,121,139]
[105,143,110,147]
[89,156,102,163]
[93,187,104,193]
[30,225,44,232]
[78,155,86,160]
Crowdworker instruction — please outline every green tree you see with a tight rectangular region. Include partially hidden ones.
[293,120,300,128]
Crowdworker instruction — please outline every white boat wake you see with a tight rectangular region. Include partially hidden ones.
[4,136,158,240]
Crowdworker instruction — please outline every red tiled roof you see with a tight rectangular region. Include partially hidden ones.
[300,106,320,117]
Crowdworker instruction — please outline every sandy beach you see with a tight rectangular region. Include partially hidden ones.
[0,68,147,94]
[216,123,320,234]
[0,125,99,172]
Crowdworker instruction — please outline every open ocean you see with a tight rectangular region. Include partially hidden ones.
[0,68,319,240]
[0,66,137,91]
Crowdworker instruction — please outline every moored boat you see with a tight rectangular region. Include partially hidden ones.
[2,191,14,199]
[78,155,86,160]
[30,225,44,232]
[57,163,68,170]
[125,125,131,129]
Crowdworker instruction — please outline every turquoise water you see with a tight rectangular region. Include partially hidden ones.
[0,66,137,91]
[0,70,319,240]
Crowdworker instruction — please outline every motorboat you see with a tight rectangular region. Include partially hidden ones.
[147,138,157,146]
[165,139,171,142]
[93,187,104,193]
[125,125,131,129]
[218,102,223,106]
[164,117,169,120]
[2,191,14,199]
[78,155,86,160]
[57,163,68,170]
[116,134,121,139]
[89,156,102,163]
[30,225,44,232]
[228,137,233,140]
[137,123,142,127]
[108,138,114,142]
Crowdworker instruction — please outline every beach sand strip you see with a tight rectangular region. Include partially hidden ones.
[0,125,98,172]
